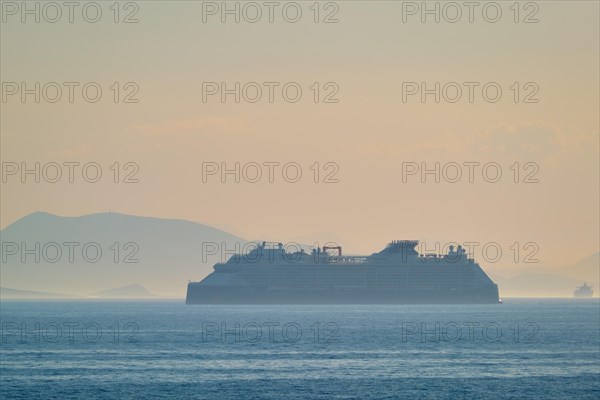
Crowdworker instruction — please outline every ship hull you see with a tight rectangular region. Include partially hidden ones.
[186,283,500,305]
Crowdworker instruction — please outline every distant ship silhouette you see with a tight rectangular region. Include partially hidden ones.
[574,282,593,298]
[186,240,501,304]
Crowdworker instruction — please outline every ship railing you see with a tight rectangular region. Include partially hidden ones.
[323,256,368,264]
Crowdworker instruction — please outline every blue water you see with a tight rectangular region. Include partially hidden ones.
[1,299,599,399]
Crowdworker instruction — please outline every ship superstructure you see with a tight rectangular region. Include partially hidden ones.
[186,240,501,304]
[574,283,593,298]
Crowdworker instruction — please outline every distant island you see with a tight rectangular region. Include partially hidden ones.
[1,211,246,298]
[0,287,74,299]
[91,284,157,298]
[1,284,158,299]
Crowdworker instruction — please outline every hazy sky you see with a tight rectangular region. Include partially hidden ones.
[1,1,598,271]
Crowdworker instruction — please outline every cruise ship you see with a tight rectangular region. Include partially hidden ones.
[186,240,501,304]
[574,283,593,298]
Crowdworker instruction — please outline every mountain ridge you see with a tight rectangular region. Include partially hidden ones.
[1,211,247,297]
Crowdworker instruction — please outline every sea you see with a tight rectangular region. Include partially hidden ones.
[1,299,599,399]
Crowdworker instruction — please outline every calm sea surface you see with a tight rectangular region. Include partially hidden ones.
[1,299,599,399]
